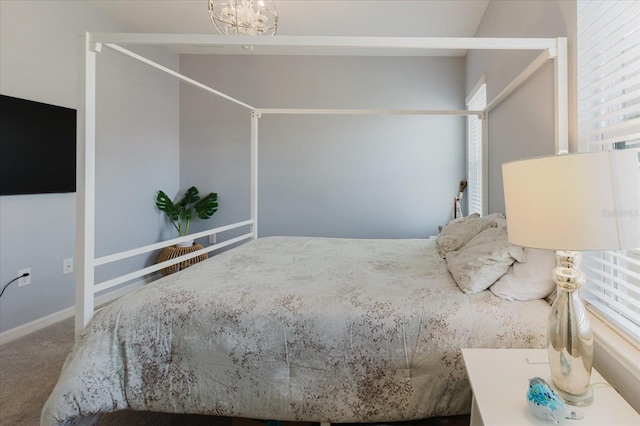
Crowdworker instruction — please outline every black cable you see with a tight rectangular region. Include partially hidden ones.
[0,273,29,298]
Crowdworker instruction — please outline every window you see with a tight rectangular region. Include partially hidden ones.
[577,0,640,343]
[466,78,486,216]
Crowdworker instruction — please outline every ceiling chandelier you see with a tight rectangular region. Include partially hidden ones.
[208,0,278,36]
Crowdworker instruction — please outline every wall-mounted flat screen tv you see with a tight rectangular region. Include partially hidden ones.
[0,94,76,195]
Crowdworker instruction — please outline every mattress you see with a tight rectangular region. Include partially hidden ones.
[41,236,549,425]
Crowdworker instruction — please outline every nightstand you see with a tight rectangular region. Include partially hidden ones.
[461,348,639,426]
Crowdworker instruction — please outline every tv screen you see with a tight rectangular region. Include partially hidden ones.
[0,94,76,195]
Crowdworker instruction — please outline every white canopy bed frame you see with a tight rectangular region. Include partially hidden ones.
[75,33,568,337]
[41,33,571,426]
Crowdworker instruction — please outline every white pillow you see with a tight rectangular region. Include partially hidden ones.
[436,213,496,258]
[491,248,556,301]
[446,227,526,294]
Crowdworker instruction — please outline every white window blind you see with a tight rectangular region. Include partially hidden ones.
[466,80,486,216]
[577,0,640,342]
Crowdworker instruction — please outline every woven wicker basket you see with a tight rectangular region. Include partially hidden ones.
[156,243,208,276]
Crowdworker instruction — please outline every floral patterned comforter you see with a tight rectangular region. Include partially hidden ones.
[42,237,548,425]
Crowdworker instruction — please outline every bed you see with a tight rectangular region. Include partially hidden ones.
[42,235,549,426]
[45,33,568,426]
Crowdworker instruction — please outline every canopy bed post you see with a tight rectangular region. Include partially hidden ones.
[554,37,569,153]
[481,111,488,216]
[251,111,260,239]
[75,34,99,336]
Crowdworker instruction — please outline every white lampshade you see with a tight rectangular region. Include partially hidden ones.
[502,150,640,251]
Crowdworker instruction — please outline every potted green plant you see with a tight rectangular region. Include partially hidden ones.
[156,186,219,244]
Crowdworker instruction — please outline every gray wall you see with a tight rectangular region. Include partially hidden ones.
[465,0,575,214]
[0,1,180,332]
[179,55,466,239]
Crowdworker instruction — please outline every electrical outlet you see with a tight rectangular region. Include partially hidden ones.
[18,268,31,287]
[209,234,217,244]
[63,258,74,275]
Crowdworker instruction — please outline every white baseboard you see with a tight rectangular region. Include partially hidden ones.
[0,280,146,345]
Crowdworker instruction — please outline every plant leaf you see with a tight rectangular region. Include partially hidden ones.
[179,186,200,207]
[195,193,219,219]
[156,191,179,221]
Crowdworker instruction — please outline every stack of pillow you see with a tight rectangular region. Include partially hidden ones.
[437,213,556,301]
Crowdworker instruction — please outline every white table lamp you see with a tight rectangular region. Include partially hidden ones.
[502,150,640,406]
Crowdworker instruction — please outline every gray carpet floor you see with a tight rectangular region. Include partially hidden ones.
[0,318,469,426]
[1,317,75,426]
[0,316,232,426]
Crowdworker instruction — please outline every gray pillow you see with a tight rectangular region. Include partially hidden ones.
[446,227,526,294]
[436,213,484,258]
[436,213,496,258]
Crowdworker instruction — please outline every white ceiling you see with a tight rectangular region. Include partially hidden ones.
[87,1,490,45]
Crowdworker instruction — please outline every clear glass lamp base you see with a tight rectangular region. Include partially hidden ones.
[549,376,594,406]
[547,251,595,407]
